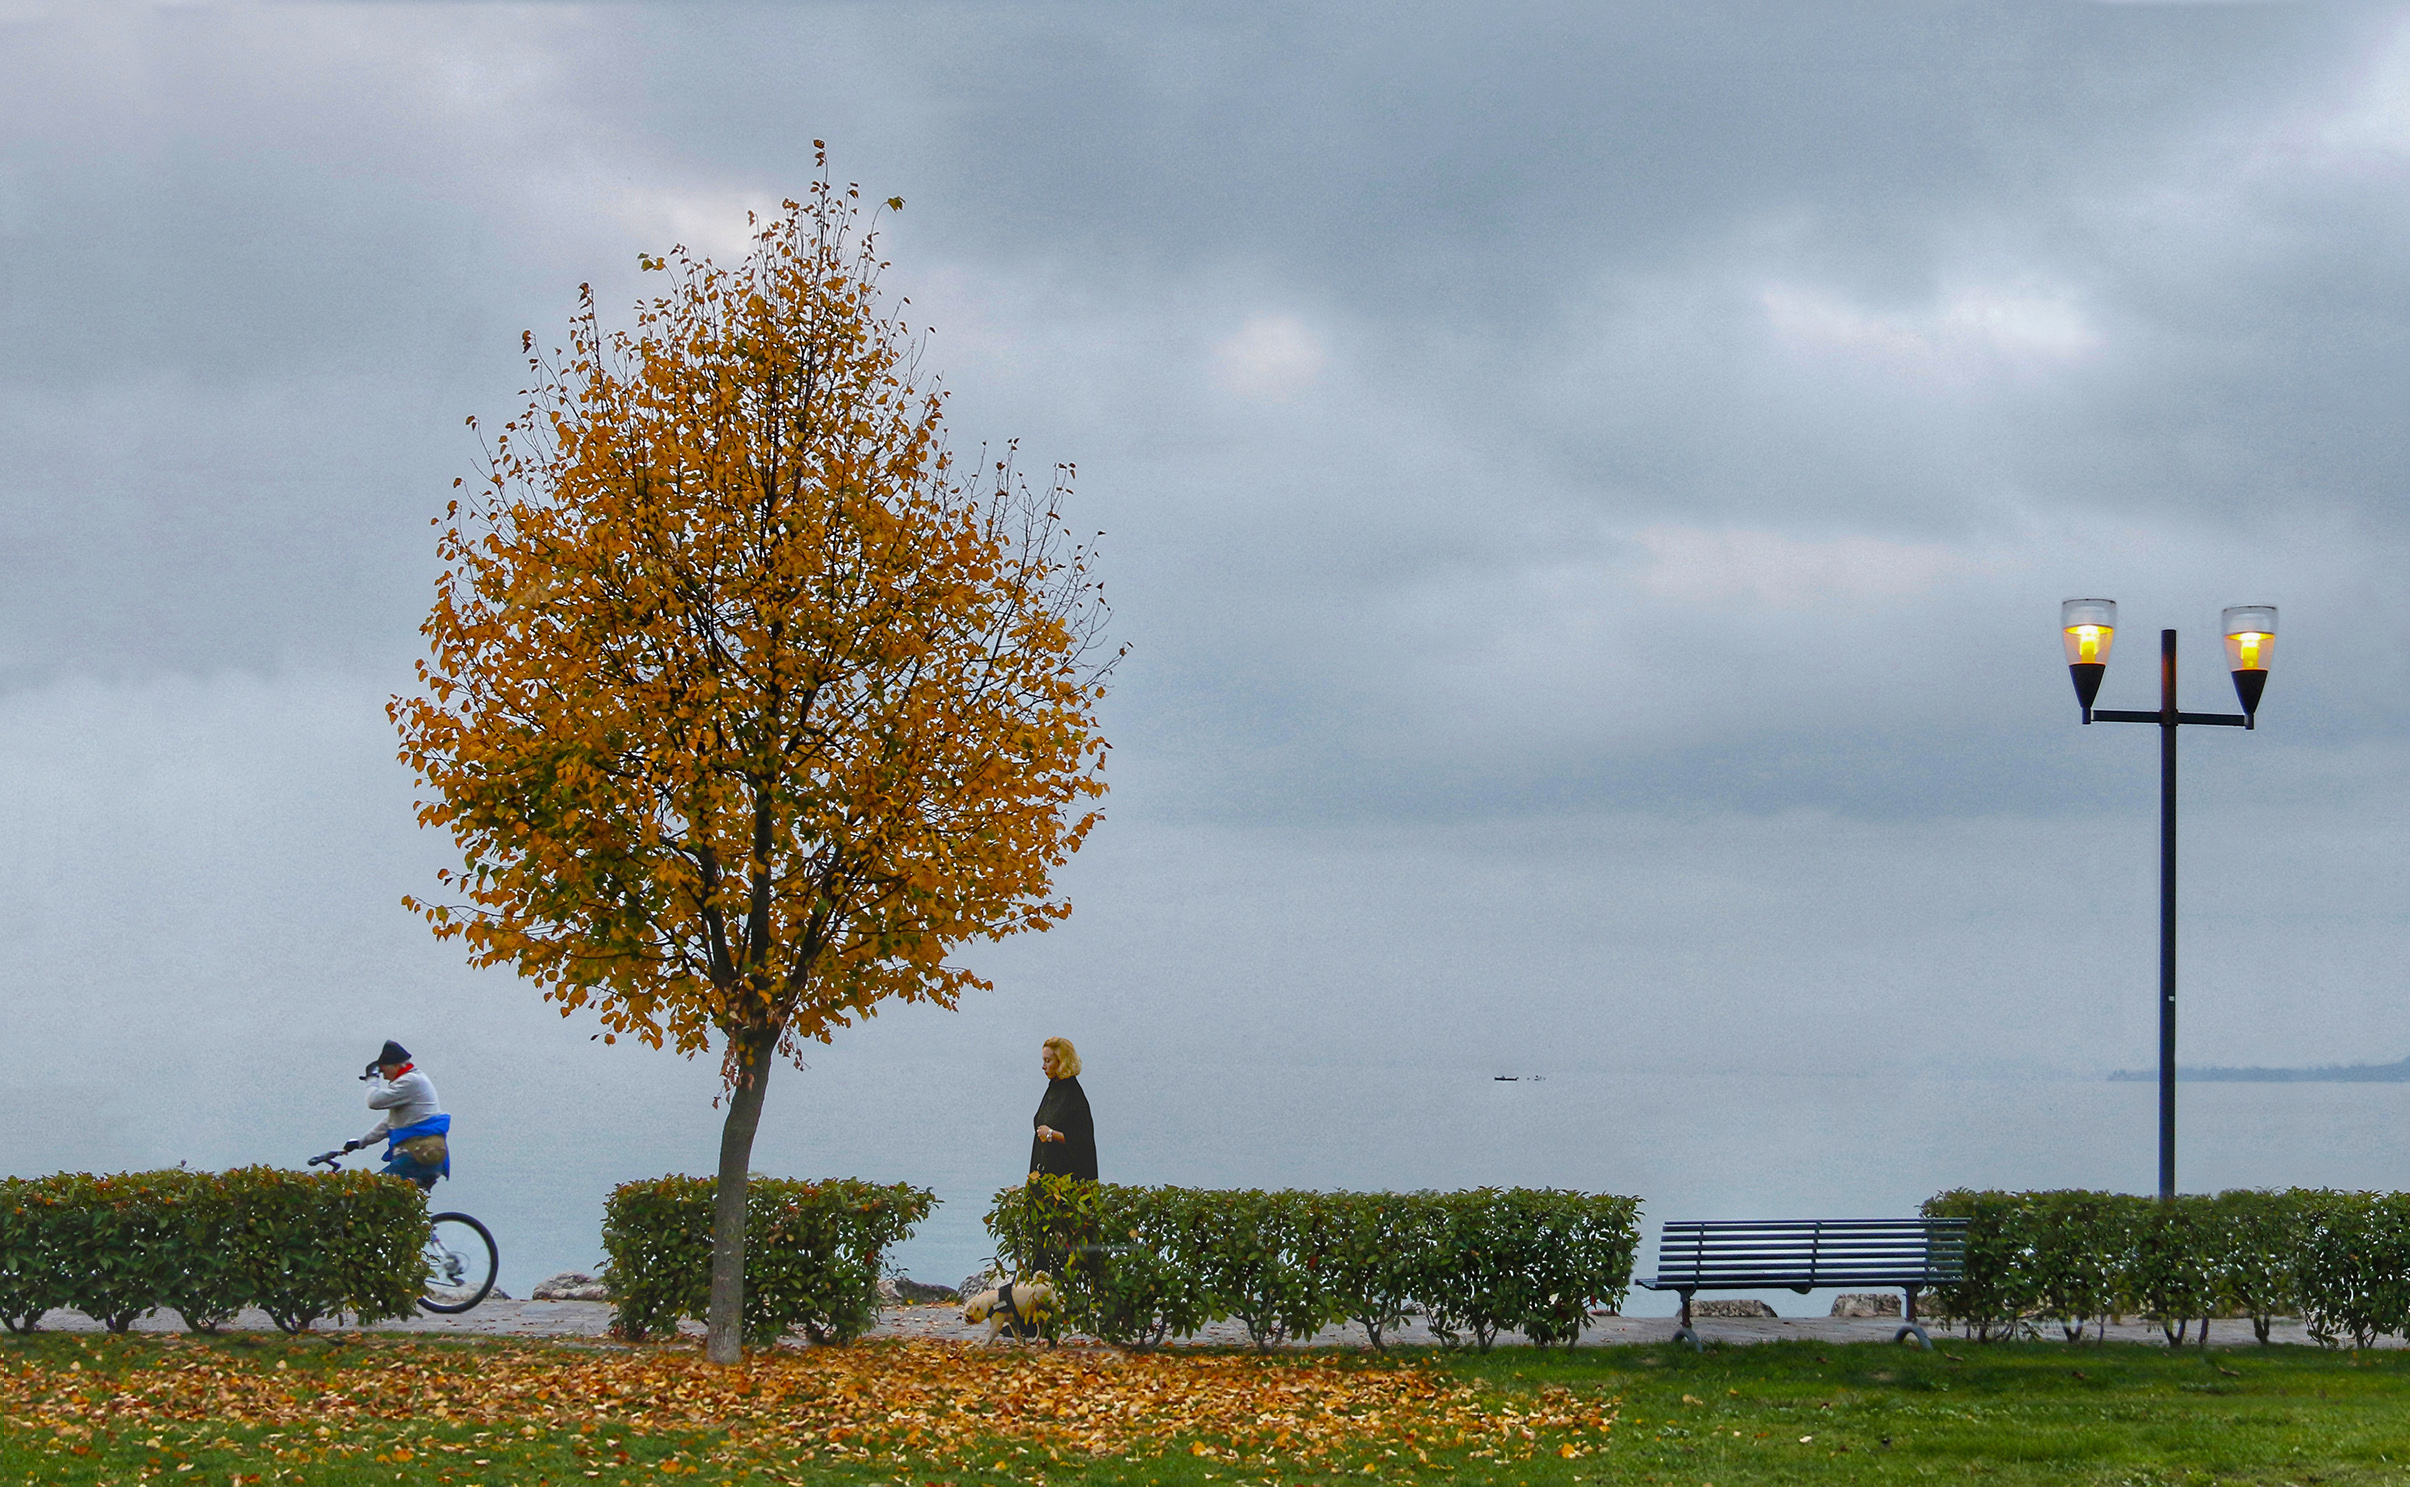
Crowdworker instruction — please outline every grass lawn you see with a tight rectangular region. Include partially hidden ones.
[4,1330,2408,1485]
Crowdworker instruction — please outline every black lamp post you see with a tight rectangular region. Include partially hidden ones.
[2062,599,2276,1200]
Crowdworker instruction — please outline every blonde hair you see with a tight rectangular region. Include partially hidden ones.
[1043,1036,1082,1078]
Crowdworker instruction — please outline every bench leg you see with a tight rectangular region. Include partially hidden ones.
[1672,1289,1701,1351]
[1893,1285,1933,1349]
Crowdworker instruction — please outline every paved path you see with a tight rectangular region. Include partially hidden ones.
[18,1303,2394,1350]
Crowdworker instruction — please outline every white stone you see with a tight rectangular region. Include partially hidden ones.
[1692,1298,1777,1318]
[1830,1293,1902,1318]
[891,1276,959,1304]
[959,1264,1007,1300]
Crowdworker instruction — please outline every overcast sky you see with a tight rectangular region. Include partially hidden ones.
[5,2,2409,1281]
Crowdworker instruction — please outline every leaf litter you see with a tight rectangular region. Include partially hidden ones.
[0,1337,1616,1471]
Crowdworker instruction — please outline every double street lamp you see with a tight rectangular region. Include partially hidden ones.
[2060,599,2276,1200]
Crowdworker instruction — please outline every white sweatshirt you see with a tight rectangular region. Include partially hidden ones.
[362,1069,443,1146]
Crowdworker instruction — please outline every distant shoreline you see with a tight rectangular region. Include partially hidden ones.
[2107,1056,2410,1083]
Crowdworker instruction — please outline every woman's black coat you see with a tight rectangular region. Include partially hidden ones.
[1029,1076,1098,1180]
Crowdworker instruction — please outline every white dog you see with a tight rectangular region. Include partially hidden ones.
[961,1274,1057,1343]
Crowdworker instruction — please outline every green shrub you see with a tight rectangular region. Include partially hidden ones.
[1416,1189,1639,1350]
[225,1166,429,1333]
[982,1175,1093,1339]
[2296,1191,2410,1349]
[986,1177,1213,1347]
[987,1182,1638,1351]
[1099,1185,1217,1347]
[1525,1190,1643,1345]
[1926,1189,2207,1344]
[986,1172,1107,1284]
[1921,1190,2040,1340]
[0,1168,426,1334]
[48,1172,187,1332]
[2213,1188,2314,1344]
[1312,1190,1435,1350]
[2030,1190,2130,1342]
[0,1178,74,1333]
[159,1172,251,1334]
[2123,1193,2223,1346]
[602,1176,933,1347]
[1925,1189,2155,1342]
[1929,1186,2410,1349]
[1182,1189,1330,1348]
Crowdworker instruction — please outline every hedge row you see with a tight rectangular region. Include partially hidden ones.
[1924,1188,2410,1348]
[0,1168,428,1334]
[986,1178,1641,1350]
[602,1177,934,1347]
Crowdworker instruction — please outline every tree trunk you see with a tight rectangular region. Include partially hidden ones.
[705,1029,777,1364]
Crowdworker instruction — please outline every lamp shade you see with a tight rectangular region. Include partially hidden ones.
[2222,604,2276,716]
[2061,598,2116,715]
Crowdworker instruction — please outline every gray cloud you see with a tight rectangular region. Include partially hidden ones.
[4,4,2408,1260]
[8,1,2403,798]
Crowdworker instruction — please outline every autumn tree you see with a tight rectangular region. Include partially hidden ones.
[390,156,1113,1363]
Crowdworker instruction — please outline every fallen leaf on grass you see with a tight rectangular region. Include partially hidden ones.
[0,1339,1616,1471]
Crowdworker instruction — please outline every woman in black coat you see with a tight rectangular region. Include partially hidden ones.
[1030,1036,1098,1180]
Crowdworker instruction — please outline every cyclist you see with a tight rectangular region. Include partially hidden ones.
[342,1040,452,1191]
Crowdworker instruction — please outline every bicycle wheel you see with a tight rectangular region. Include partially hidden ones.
[420,1212,499,1314]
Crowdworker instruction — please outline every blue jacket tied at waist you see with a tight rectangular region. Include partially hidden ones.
[385,1112,452,1177]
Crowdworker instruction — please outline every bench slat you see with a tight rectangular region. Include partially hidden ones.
[1654,1249,1964,1259]
[1654,1219,1967,1228]
[1658,1233,1956,1243]
[1653,1254,1962,1266]
[1667,1233,1966,1243]
[1653,1263,1951,1274]
[1641,1218,1967,1292]
[1659,1219,1955,1229]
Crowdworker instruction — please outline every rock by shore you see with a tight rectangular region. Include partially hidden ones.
[531,1271,610,1302]
[878,1275,960,1304]
[1830,1293,1902,1318]
[1692,1299,1777,1318]
[958,1265,1006,1300]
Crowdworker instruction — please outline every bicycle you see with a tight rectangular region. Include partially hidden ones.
[307,1148,499,1314]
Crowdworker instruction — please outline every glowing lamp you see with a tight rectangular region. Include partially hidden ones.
[2221,605,2276,719]
[2061,598,2117,718]
[2057,597,2276,1200]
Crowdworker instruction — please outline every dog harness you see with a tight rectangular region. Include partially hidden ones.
[992,1279,1051,1338]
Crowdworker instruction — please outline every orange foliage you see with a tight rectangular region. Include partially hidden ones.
[0,1340,1618,1469]
[388,156,1112,1072]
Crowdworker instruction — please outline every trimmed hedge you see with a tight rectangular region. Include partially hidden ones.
[601,1176,934,1347]
[2297,1193,2410,1349]
[986,1179,1640,1351]
[1923,1188,2410,1347]
[0,1168,428,1334]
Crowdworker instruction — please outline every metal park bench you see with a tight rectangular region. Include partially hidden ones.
[1636,1218,1968,1349]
